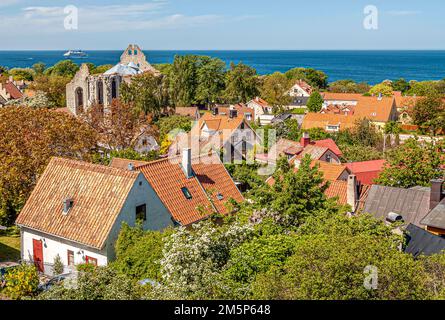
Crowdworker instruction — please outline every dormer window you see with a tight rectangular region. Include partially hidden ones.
[63,198,74,214]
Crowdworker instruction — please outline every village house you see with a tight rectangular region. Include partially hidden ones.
[172,110,260,163]
[246,97,274,125]
[302,93,398,132]
[15,157,174,274]
[131,124,160,154]
[0,77,24,106]
[345,159,386,185]
[66,44,158,116]
[286,79,313,110]
[216,104,254,122]
[16,151,245,274]
[256,133,343,165]
[360,180,445,231]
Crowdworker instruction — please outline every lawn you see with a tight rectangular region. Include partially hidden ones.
[0,235,20,262]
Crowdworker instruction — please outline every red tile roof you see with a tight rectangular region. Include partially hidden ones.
[345,159,386,185]
[313,139,343,157]
[325,180,348,204]
[4,82,23,100]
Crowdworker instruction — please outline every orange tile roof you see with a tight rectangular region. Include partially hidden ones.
[249,97,270,108]
[353,96,396,122]
[137,153,244,226]
[110,158,150,170]
[325,180,348,204]
[322,92,365,101]
[312,160,349,181]
[302,113,357,131]
[16,157,140,249]
[322,92,396,122]
[175,107,199,118]
[200,112,246,131]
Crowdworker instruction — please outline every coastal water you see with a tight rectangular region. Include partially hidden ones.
[1,50,445,84]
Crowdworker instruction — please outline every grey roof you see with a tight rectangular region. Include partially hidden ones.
[271,113,292,123]
[289,96,309,106]
[420,198,445,229]
[362,185,431,227]
[104,63,142,76]
[404,223,445,257]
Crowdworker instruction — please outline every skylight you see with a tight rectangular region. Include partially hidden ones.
[181,187,192,200]
[216,193,224,200]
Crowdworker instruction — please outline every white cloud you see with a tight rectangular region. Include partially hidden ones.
[0,1,226,34]
[387,10,421,16]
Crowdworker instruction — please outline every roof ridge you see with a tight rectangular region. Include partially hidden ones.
[51,157,139,177]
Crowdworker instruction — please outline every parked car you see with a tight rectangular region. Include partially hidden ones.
[38,273,72,291]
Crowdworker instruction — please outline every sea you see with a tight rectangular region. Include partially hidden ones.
[1,50,445,84]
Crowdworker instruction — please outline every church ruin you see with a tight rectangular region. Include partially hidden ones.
[66,44,158,116]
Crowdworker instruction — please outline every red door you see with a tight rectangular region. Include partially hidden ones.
[32,239,44,272]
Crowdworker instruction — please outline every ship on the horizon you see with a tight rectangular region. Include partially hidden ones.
[63,50,88,59]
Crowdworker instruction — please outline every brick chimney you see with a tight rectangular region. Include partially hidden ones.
[300,132,310,148]
[182,148,193,178]
[430,179,444,210]
[347,174,358,212]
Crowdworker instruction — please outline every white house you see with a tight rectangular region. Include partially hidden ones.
[16,157,173,275]
[132,125,160,154]
[246,97,274,125]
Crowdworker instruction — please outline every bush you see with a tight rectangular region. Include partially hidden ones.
[3,264,39,300]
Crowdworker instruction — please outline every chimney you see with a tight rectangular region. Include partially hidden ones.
[182,148,193,178]
[128,163,135,171]
[212,107,219,116]
[347,174,358,212]
[300,132,310,147]
[229,109,238,119]
[430,179,444,210]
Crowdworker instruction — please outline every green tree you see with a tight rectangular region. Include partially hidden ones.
[32,62,46,75]
[375,138,444,188]
[0,107,97,225]
[251,233,427,300]
[260,72,292,108]
[195,56,226,107]
[9,68,34,81]
[328,79,370,94]
[53,254,64,275]
[170,55,199,107]
[120,73,169,116]
[254,155,329,227]
[45,60,79,78]
[339,144,383,162]
[392,78,411,93]
[285,68,328,89]
[306,91,324,112]
[223,62,260,104]
[91,64,113,74]
[412,90,445,133]
[112,224,172,281]
[369,83,393,97]
[29,75,71,108]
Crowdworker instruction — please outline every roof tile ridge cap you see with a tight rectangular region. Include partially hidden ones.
[52,156,138,177]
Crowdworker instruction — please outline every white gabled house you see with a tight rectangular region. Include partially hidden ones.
[16,157,173,275]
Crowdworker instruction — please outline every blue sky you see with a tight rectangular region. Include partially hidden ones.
[0,0,444,50]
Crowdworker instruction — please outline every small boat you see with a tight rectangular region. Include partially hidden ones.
[63,50,88,58]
